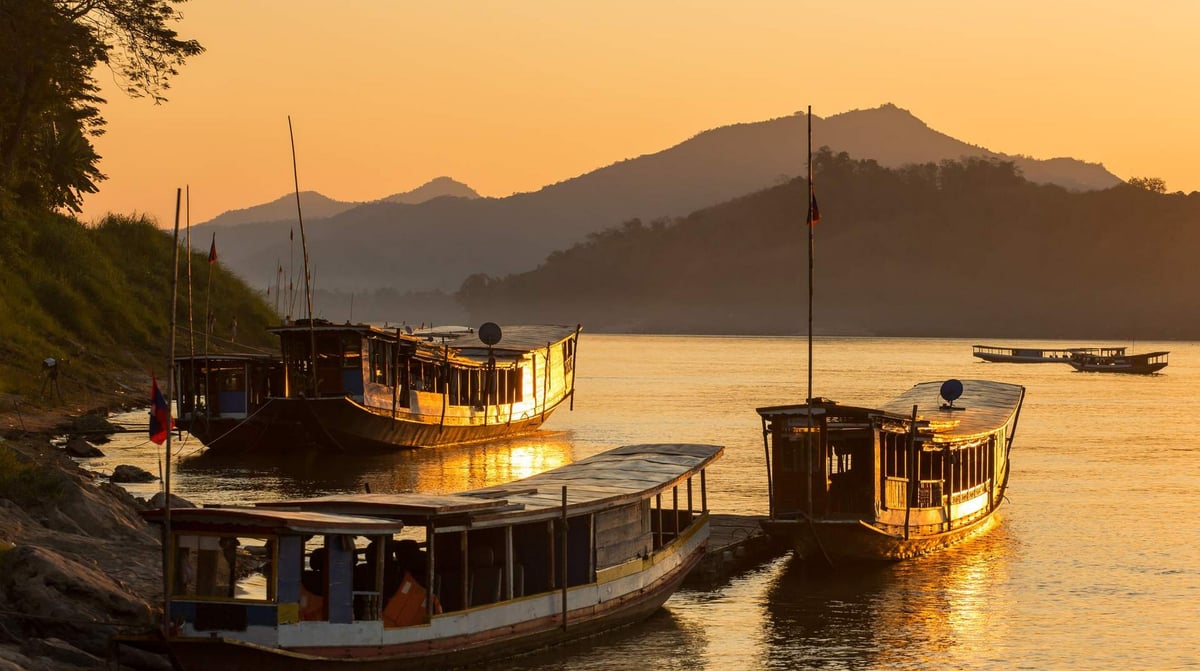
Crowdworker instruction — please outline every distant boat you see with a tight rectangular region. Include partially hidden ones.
[174,320,581,452]
[758,379,1025,563]
[972,344,1126,364]
[1067,350,1169,374]
[117,443,723,669]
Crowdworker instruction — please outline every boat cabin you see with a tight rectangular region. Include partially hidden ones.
[174,354,280,422]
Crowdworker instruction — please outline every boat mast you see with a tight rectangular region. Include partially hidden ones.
[288,115,319,396]
[162,188,182,631]
[805,106,815,517]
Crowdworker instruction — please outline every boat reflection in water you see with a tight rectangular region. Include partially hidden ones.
[762,520,1013,669]
[175,431,575,504]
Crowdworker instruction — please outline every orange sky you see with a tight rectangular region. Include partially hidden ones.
[79,1,1200,228]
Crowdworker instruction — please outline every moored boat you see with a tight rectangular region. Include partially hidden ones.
[757,379,1025,563]
[972,344,1125,364]
[174,320,581,452]
[116,442,722,670]
[1067,350,1168,374]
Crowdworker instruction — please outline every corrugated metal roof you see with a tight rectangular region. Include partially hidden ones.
[254,443,723,525]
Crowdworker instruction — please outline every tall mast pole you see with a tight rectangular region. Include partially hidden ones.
[806,106,815,516]
[162,188,182,631]
[288,116,319,395]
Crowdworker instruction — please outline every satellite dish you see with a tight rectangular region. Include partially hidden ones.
[478,322,503,347]
[940,379,964,406]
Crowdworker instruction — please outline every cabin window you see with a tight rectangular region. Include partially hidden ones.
[342,335,362,370]
[368,339,394,385]
[173,534,273,602]
[218,370,244,392]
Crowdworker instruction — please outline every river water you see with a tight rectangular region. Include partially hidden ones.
[93,334,1199,670]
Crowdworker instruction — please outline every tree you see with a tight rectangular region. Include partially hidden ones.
[0,0,203,215]
[1128,176,1167,194]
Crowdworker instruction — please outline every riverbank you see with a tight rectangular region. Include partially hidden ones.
[0,384,168,671]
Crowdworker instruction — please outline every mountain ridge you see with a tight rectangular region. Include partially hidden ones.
[194,104,1124,298]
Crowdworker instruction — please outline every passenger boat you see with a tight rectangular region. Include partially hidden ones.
[757,379,1025,563]
[972,344,1125,364]
[1067,350,1169,374]
[174,320,581,452]
[116,443,722,670]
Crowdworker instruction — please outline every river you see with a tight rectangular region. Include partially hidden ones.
[94,334,1199,670]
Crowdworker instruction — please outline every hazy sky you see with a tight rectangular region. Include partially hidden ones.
[79,1,1200,228]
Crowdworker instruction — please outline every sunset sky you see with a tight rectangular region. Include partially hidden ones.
[79,1,1200,228]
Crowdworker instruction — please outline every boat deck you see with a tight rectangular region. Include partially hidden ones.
[686,514,784,586]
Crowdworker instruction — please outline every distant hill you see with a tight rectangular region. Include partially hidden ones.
[456,152,1200,339]
[380,176,479,204]
[194,104,1124,301]
[201,177,478,228]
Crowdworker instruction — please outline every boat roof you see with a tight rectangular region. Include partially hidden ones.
[757,380,1025,442]
[142,506,402,535]
[253,443,723,528]
[879,380,1025,441]
[268,320,578,355]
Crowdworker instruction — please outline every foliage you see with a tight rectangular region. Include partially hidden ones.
[0,0,202,214]
[0,210,279,402]
[1128,176,1167,193]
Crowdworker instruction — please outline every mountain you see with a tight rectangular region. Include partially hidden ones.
[381,176,479,203]
[201,177,478,228]
[456,153,1200,340]
[194,104,1124,301]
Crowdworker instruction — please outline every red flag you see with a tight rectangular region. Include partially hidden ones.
[810,191,821,226]
[149,374,173,445]
[208,232,218,264]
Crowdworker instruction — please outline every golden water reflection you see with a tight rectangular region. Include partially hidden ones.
[174,431,575,504]
[763,521,1013,670]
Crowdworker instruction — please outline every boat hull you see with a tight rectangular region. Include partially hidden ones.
[762,512,1000,562]
[132,539,703,671]
[188,395,565,453]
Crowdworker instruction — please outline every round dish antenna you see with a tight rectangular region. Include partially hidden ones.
[940,379,964,407]
[478,322,503,347]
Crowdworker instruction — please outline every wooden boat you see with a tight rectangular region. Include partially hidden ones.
[174,320,581,452]
[1067,350,1168,374]
[972,344,1125,363]
[116,443,722,670]
[757,379,1025,563]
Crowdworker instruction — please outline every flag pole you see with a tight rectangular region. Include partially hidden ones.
[805,106,815,517]
[162,188,182,632]
[186,187,194,439]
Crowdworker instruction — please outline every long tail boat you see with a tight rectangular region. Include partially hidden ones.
[115,443,722,669]
[173,321,581,452]
[757,379,1025,563]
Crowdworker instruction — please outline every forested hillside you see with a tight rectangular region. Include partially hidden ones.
[456,151,1200,339]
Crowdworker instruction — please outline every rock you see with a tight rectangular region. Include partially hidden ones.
[110,465,156,484]
[24,637,103,668]
[64,415,119,435]
[64,436,104,458]
[0,545,156,658]
[144,491,197,509]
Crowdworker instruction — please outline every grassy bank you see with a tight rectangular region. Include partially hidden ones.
[0,209,279,425]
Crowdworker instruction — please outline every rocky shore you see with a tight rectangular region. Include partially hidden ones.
[1,394,170,670]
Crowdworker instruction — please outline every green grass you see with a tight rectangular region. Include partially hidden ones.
[0,207,280,404]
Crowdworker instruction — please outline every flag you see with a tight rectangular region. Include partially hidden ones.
[208,232,218,264]
[149,374,172,445]
[809,191,821,226]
